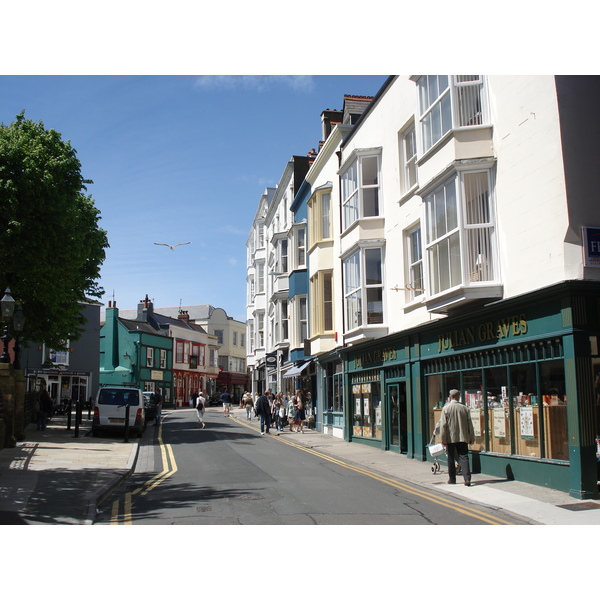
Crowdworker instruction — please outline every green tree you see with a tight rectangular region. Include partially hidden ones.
[0,111,109,349]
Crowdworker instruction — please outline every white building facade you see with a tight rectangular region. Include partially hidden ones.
[248,76,600,498]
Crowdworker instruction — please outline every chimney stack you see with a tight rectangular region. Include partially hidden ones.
[137,294,153,322]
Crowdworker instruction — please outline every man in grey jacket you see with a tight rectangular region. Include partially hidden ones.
[439,389,475,486]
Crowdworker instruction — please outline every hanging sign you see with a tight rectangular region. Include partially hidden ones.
[583,226,600,267]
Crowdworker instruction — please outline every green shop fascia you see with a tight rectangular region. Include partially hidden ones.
[341,281,600,499]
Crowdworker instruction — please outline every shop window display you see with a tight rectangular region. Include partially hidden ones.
[429,373,459,444]
[427,356,569,462]
[462,369,486,451]
[351,373,382,440]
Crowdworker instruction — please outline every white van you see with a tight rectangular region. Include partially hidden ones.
[92,386,146,437]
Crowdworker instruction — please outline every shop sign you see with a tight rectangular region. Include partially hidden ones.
[437,314,528,353]
[353,347,398,369]
[27,369,91,377]
[151,370,164,381]
[582,226,600,267]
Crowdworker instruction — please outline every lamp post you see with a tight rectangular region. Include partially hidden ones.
[13,305,25,369]
[1,288,16,364]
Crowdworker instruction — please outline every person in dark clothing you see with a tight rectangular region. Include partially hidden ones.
[220,390,232,417]
[37,389,53,430]
[152,390,163,426]
[255,389,272,435]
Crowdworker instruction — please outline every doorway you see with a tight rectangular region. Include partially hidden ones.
[388,382,407,453]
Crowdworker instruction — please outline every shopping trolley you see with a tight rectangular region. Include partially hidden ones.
[427,435,445,474]
[427,434,462,475]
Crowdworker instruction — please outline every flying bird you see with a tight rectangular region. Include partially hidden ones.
[154,242,191,251]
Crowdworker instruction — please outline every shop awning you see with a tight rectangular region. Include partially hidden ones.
[283,360,312,378]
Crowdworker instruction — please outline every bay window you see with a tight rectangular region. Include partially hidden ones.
[417,75,487,153]
[257,312,265,348]
[299,296,308,343]
[341,152,381,231]
[310,270,334,336]
[290,225,306,270]
[425,169,496,297]
[308,186,332,246]
[257,262,265,294]
[343,247,384,331]
[279,238,288,273]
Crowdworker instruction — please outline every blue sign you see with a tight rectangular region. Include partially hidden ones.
[583,227,600,267]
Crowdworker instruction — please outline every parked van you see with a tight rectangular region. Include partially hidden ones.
[92,386,146,437]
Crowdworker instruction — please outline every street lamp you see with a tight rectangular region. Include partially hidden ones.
[12,305,25,369]
[1,288,15,320]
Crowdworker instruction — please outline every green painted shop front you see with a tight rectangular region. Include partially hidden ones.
[342,282,600,499]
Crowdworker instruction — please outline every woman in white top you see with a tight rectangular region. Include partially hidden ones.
[195,393,206,429]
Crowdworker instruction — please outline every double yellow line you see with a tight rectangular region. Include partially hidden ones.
[232,416,515,526]
[110,419,178,525]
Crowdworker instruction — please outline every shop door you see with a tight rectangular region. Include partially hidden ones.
[387,383,407,453]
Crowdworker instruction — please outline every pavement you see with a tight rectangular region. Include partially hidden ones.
[1,405,600,525]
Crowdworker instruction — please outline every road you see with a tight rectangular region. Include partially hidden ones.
[96,408,527,525]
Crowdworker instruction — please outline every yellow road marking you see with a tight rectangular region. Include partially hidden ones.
[111,418,178,524]
[231,416,514,526]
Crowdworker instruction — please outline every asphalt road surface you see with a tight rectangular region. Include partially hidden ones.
[96,408,527,525]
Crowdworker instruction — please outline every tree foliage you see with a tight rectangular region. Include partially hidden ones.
[0,111,109,348]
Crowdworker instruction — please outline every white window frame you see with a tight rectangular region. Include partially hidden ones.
[248,274,255,304]
[256,312,265,349]
[279,300,289,342]
[401,123,418,193]
[257,224,265,248]
[424,168,497,297]
[299,296,308,344]
[310,269,334,336]
[417,75,487,154]
[404,224,424,303]
[279,238,288,274]
[248,320,255,354]
[343,246,385,332]
[257,262,265,293]
[146,347,154,368]
[290,225,306,270]
[45,342,70,366]
[308,185,332,248]
[340,151,382,231]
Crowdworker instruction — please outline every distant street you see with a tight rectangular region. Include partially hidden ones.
[97,408,526,525]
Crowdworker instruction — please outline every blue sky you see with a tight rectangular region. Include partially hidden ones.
[1,75,389,321]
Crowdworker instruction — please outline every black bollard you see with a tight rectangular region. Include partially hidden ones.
[124,404,130,443]
[74,400,82,438]
[67,400,72,430]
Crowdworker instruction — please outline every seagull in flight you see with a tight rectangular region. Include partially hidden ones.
[154,242,191,251]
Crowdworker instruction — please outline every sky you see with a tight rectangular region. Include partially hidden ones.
[0,74,389,321]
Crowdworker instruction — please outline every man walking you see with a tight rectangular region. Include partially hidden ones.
[439,389,475,486]
[153,389,163,427]
[255,389,272,435]
[220,390,232,417]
